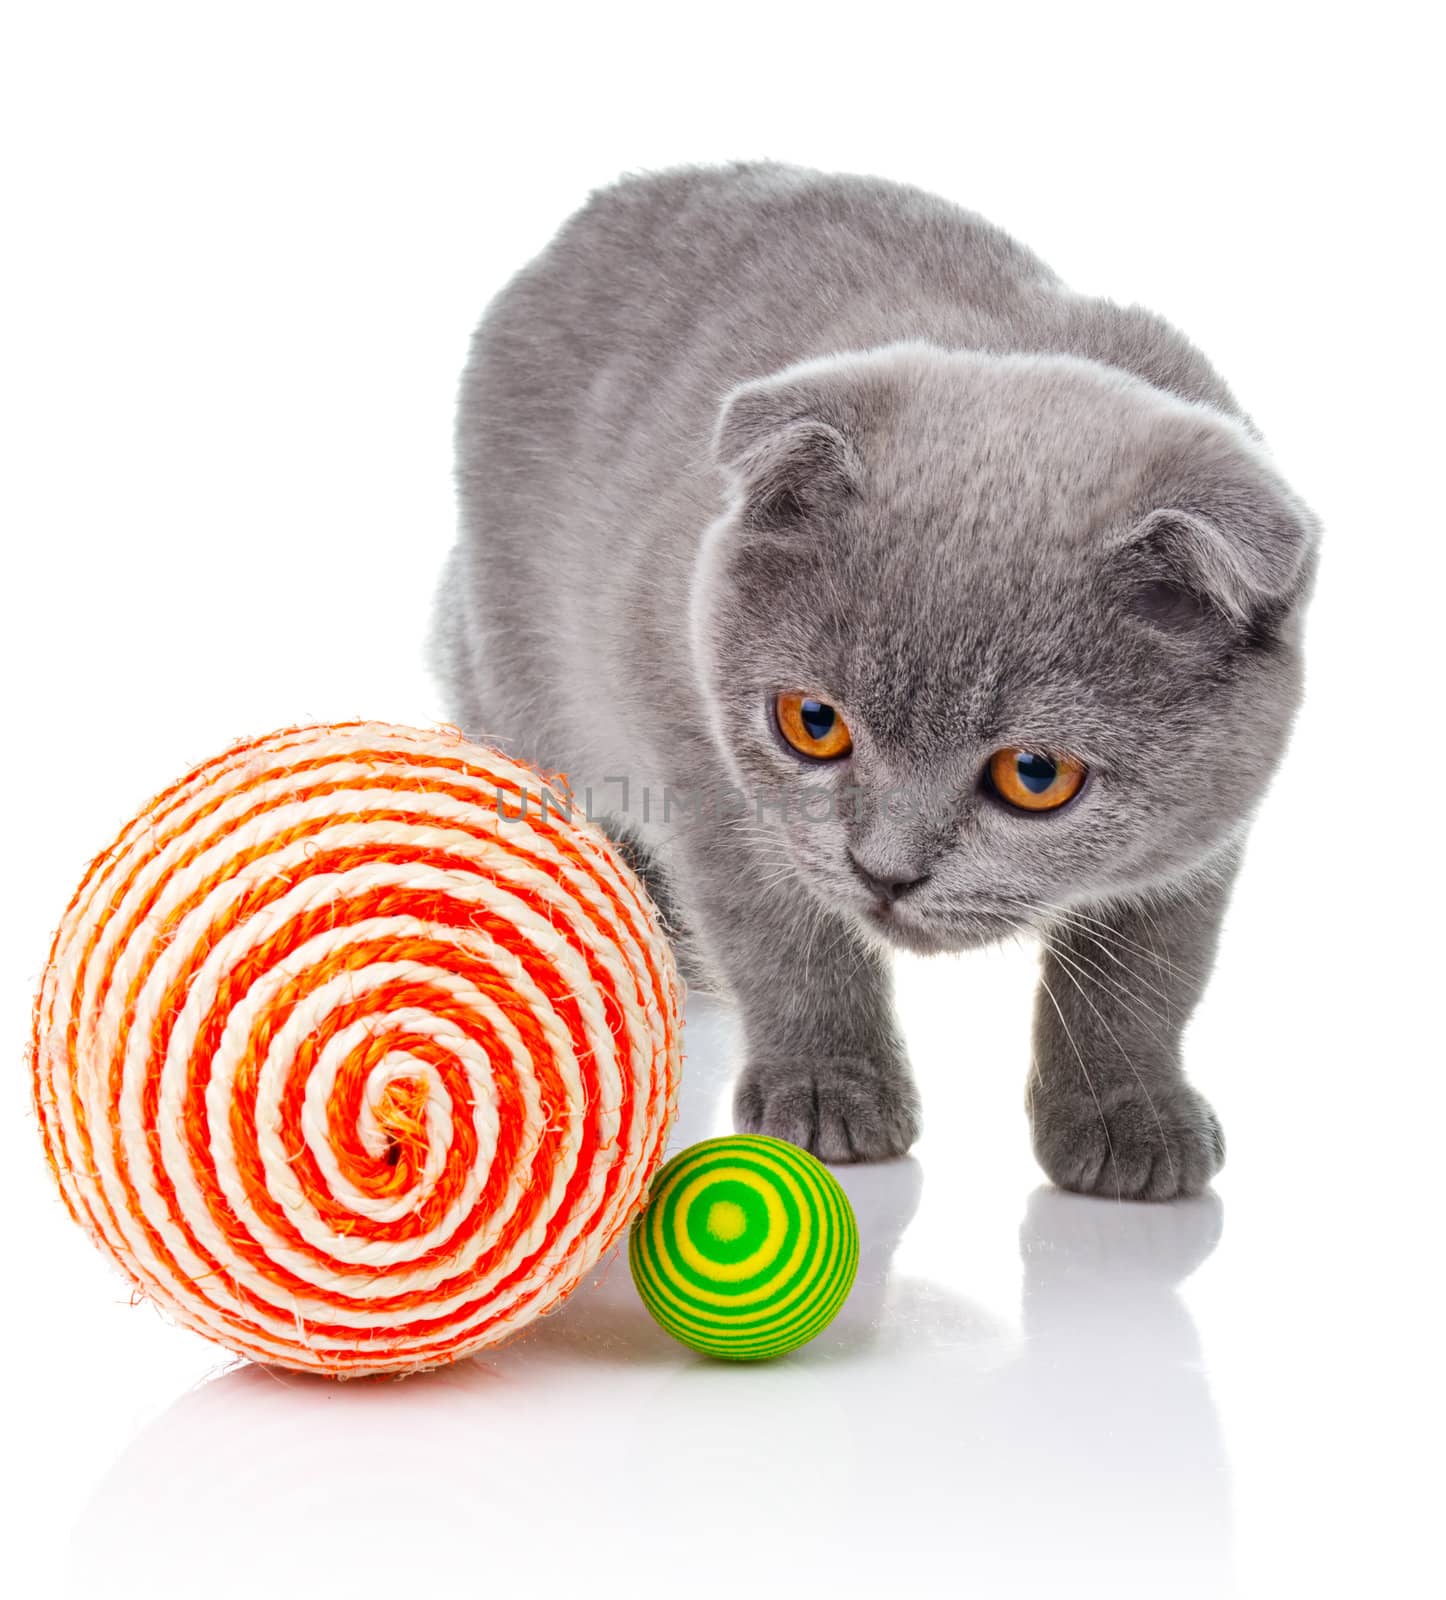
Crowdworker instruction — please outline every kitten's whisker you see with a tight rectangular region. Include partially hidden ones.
[1130,899,1178,985]
[1036,921,1177,1017]
[1037,974,1120,1201]
[1044,935,1176,1050]
[1047,945,1176,1187]
[1001,895,1176,1041]
[1082,898,1179,990]
[1039,903,1175,982]
[1038,908,1176,1009]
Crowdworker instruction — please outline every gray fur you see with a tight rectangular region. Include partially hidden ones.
[431,162,1318,1198]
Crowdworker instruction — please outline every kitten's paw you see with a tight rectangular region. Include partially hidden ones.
[1030,1078,1224,1201]
[733,1056,921,1163]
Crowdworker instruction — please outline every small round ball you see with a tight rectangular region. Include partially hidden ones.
[31,722,680,1376]
[629,1134,859,1360]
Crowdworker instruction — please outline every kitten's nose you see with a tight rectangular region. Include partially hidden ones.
[846,850,931,902]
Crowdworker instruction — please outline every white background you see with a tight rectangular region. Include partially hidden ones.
[2,4,1441,1596]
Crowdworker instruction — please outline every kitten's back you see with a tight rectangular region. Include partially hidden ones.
[435,163,1240,762]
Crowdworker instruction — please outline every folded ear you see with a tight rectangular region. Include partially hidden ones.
[1111,438,1320,633]
[713,376,860,530]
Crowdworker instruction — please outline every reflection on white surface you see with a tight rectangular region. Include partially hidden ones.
[67,998,1232,1599]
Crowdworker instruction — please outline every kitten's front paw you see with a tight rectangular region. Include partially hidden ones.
[1030,1078,1224,1201]
[734,1056,921,1163]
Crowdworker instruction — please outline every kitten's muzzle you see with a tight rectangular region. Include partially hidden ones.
[845,849,932,904]
[861,893,1025,954]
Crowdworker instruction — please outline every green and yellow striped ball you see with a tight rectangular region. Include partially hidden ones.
[628,1134,859,1360]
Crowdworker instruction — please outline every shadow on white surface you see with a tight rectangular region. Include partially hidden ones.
[66,1002,1232,1599]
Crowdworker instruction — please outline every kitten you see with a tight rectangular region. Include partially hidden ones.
[431,162,1318,1199]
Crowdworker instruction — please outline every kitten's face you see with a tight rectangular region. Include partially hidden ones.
[690,347,1316,952]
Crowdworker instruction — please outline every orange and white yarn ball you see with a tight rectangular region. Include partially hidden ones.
[31,722,680,1377]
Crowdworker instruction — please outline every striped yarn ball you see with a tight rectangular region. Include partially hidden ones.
[31,722,681,1377]
[629,1134,859,1360]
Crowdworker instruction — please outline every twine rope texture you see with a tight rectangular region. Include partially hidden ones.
[31,723,681,1376]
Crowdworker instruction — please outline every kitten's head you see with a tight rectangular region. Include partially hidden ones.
[689,344,1318,951]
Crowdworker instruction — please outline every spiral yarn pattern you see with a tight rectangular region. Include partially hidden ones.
[31,722,680,1376]
[629,1135,859,1360]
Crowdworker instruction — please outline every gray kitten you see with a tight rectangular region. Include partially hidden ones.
[431,162,1318,1199]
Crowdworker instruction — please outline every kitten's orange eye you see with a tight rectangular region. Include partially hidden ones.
[988,748,1087,812]
[775,693,853,760]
